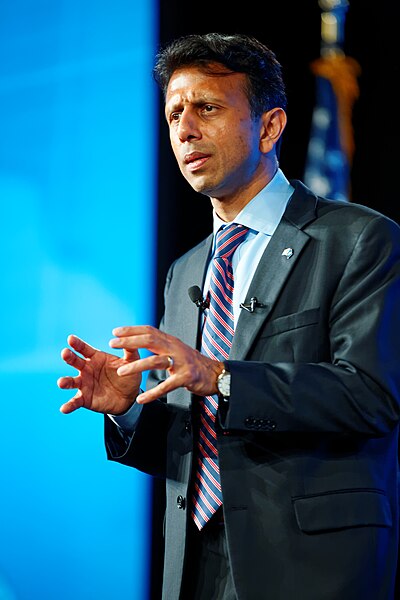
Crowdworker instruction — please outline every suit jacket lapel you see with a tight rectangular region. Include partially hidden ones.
[179,234,213,350]
[230,181,318,360]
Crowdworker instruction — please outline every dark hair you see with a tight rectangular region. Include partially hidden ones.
[153,32,287,118]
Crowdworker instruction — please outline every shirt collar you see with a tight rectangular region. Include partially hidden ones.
[212,168,294,236]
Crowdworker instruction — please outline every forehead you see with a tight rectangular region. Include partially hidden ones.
[165,65,249,108]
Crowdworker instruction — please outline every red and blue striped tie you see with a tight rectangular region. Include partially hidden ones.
[191,223,249,530]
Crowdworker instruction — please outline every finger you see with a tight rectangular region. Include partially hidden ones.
[61,347,87,372]
[122,348,140,363]
[136,375,181,404]
[110,332,151,349]
[57,375,81,390]
[110,325,169,353]
[109,335,169,359]
[117,353,173,376]
[67,334,98,359]
[112,325,157,337]
[60,392,84,414]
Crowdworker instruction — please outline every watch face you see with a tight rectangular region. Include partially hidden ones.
[217,371,231,397]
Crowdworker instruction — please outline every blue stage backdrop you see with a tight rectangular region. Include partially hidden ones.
[0,2,157,599]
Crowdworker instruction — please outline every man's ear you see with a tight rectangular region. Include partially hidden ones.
[259,108,287,154]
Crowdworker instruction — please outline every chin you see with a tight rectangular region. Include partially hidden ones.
[185,177,210,195]
[187,173,221,194]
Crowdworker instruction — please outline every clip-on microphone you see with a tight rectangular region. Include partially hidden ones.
[239,297,265,313]
[188,285,210,310]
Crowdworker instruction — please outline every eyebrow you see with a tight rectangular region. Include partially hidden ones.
[166,95,223,113]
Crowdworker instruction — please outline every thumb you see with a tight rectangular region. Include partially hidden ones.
[123,348,140,362]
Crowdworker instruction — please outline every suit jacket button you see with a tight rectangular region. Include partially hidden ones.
[184,420,191,432]
[177,495,186,510]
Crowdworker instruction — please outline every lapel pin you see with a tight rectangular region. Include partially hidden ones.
[282,247,294,259]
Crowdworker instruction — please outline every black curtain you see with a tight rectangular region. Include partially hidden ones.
[150,2,398,598]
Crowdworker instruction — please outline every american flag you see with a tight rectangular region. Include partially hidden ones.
[304,54,360,202]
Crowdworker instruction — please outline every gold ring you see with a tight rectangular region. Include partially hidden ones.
[166,355,174,369]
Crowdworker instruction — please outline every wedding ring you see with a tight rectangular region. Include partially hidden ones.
[166,355,174,369]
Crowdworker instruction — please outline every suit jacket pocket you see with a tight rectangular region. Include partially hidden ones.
[260,307,320,338]
[293,489,392,534]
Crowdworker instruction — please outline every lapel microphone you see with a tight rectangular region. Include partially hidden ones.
[240,297,265,313]
[188,285,264,313]
[188,285,210,310]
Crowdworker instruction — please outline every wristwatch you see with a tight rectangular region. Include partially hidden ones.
[217,366,231,401]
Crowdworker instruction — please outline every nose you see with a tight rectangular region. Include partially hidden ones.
[176,109,201,143]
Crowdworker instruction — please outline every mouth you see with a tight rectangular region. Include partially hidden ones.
[183,152,210,172]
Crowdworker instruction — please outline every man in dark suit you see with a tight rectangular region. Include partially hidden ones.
[58,33,400,599]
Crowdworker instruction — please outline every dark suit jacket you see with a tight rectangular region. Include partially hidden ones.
[105,181,400,600]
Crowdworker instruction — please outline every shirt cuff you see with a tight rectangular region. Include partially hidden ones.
[108,401,143,433]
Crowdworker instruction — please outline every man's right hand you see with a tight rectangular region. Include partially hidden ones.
[57,334,141,415]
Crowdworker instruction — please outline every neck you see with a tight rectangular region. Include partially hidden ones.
[211,164,278,223]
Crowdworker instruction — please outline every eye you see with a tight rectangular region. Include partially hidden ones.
[170,112,181,122]
[203,104,216,114]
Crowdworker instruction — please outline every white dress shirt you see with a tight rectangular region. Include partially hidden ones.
[111,169,294,431]
[204,168,294,325]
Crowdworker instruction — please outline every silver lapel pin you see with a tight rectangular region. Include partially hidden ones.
[281,247,294,259]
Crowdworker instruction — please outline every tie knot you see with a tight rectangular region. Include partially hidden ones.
[214,223,248,259]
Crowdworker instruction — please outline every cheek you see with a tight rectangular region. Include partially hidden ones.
[221,129,255,167]
[169,133,180,159]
